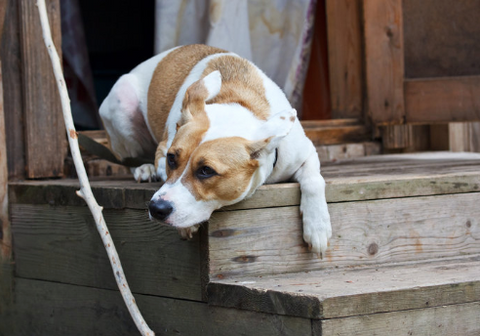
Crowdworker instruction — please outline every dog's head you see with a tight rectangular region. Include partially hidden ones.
[149,70,296,228]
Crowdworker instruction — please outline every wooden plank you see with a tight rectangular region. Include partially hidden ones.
[1,0,25,179]
[301,119,359,128]
[8,153,480,208]
[18,0,66,178]
[471,122,480,152]
[304,125,370,146]
[3,278,312,336]
[430,124,450,151]
[381,124,411,149]
[209,257,480,319]
[363,0,405,125]
[449,122,480,152]
[0,7,13,326]
[382,125,431,152]
[325,0,363,119]
[317,302,480,336]
[10,204,204,302]
[403,0,480,79]
[208,192,480,278]
[405,76,480,123]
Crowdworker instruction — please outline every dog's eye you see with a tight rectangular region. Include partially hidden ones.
[166,153,177,169]
[196,166,217,179]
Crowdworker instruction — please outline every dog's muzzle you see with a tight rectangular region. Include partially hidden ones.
[149,199,174,221]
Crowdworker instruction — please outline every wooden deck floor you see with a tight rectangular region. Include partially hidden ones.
[2,152,480,335]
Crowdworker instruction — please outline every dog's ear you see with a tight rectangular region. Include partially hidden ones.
[248,109,297,159]
[180,71,222,127]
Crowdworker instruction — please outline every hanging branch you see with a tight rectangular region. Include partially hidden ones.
[36,1,154,335]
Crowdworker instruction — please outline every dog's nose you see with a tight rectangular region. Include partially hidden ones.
[149,200,174,221]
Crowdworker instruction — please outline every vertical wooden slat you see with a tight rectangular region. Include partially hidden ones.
[363,0,405,125]
[1,0,25,180]
[326,0,363,119]
[0,0,14,328]
[449,122,480,153]
[18,0,66,178]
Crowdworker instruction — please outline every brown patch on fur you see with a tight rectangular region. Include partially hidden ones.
[166,111,210,183]
[148,45,227,143]
[290,116,295,122]
[182,79,210,119]
[181,137,260,202]
[202,55,271,120]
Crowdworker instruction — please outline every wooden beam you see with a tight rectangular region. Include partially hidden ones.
[405,76,480,123]
[2,278,311,336]
[10,205,204,302]
[208,192,480,279]
[304,125,370,146]
[317,302,480,336]
[363,0,405,125]
[209,257,480,319]
[0,0,13,322]
[326,0,364,119]
[18,0,66,178]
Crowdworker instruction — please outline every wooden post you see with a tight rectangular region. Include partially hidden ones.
[326,0,364,119]
[0,0,14,331]
[449,122,480,153]
[1,0,25,180]
[18,0,66,178]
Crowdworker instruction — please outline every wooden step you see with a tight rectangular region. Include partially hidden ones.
[301,119,371,146]
[207,256,480,335]
[208,256,480,319]
[5,152,480,335]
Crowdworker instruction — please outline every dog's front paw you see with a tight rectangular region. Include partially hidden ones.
[177,225,200,240]
[302,207,332,258]
[133,164,157,182]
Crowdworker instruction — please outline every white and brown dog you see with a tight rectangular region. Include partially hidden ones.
[100,44,331,256]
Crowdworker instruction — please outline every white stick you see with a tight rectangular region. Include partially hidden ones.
[36,1,155,335]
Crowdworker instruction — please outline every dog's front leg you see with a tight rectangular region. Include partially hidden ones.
[132,140,168,182]
[293,150,332,258]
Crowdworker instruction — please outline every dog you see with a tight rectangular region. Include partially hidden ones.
[99,44,331,256]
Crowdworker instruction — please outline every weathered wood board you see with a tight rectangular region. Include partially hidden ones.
[1,0,25,179]
[403,0,480,79]
[4,278,311,336]
[325,0,363,119]
[363,0,405,124]
[315,301,480,336]
[9,152,480,209]
[10,204,204,302]
[18,0,66,178]
[208,192,480,278]
[209,257,480,319]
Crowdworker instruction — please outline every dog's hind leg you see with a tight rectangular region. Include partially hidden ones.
[100,74,157,181]
[293,148,332,258]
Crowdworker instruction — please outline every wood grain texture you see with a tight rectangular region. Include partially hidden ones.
[10,204,204,301]
[18,0,66,178]
[317,301,480,336]
[208,192,480,278]
[304,125,370,146]
[1,0,25,179]
[8,152,480,207]
[326,0,363,119]
[405,76,480,123]
[3,278,312,336]
[209,257,480,319]
[363,0,405,125]
[403,0,480,79]
[0,56,13,333]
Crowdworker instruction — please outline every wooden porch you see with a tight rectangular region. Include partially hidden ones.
[1,151,480,335]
